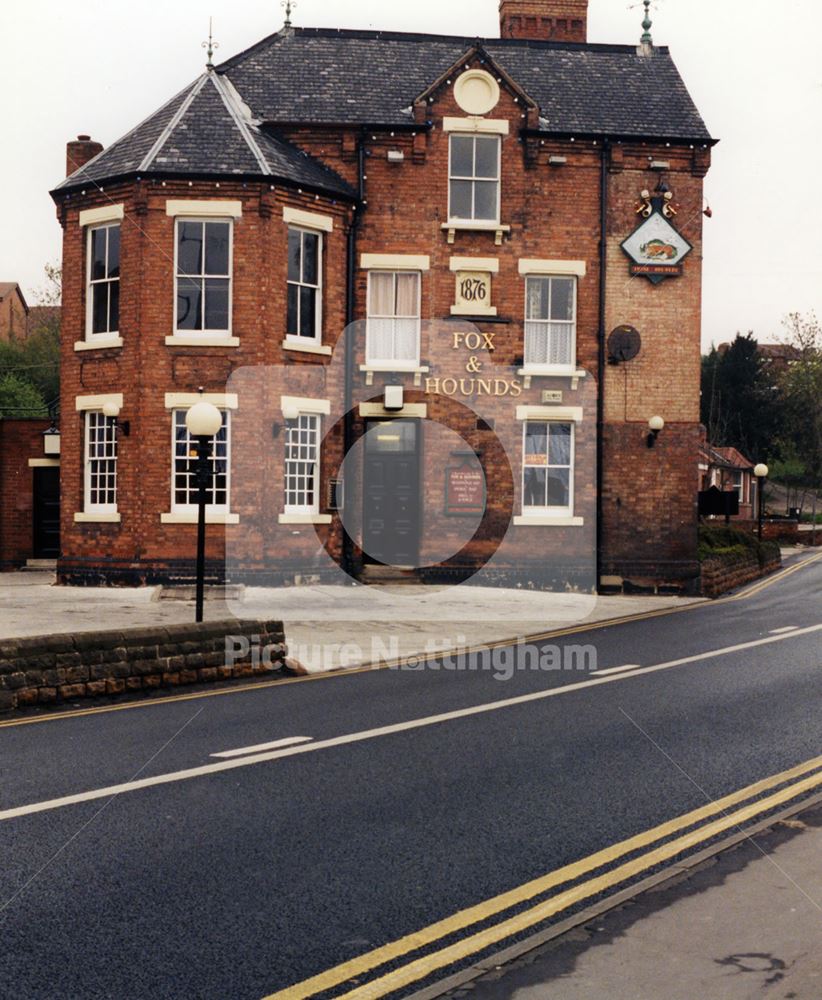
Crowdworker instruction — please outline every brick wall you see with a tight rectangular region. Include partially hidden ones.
[0,419,52,569]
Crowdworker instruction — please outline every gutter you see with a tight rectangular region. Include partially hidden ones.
[342,128,367,578]
[596,139,609,591]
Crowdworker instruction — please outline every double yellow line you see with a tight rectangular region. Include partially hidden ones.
[263,753,822,1000]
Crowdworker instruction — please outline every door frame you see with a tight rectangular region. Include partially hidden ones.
[362,417,423,567]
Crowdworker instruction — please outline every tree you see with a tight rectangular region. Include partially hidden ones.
[778,312,822,493]
[0,373,48,418]
[0,263,60,413]
[700,333,782,462]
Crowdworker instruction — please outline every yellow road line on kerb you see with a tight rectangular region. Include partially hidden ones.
[2,551,819,731]
[330,767,822,1000]
[261,753,822,1000]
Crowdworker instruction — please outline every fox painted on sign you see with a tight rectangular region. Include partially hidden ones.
[640,238,679,260]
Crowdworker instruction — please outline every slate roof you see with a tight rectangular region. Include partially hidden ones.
[221,28,714,141]
[54,70,355,198]
[54,24,713,198]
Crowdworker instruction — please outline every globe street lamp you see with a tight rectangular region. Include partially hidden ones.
[185,398,223,623]
[754,463,769,542]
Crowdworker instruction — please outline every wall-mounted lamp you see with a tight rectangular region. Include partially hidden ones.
[646,415,664,448]
[102,400,130,436]
[384,385,404,411]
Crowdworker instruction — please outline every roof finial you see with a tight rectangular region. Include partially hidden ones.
[202,17,219,69]
[282,0,296,28]
[640,0,653,46]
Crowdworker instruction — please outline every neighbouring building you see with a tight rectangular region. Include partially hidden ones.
[699,443,757,520]
[0,283,29,342]
[49,0,715,592]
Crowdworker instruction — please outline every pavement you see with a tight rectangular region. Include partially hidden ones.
[0,569,707,672]
[452,803,822,1000]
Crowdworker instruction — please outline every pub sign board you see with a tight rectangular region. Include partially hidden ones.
[445,462,487,517]
[621,210,693,285]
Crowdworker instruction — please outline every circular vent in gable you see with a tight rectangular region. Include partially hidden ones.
[454,70,501,116]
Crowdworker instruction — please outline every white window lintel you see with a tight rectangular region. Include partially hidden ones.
[75,393,123,412]
[518,259,587,278]
[79,204,124,227]
[165,200,242,218]
[443,117,510,135]
[515,406,584,423]
[283,206,334,233]
[164,393,238,410]
[280,396,331,420]
[361,254,430,271]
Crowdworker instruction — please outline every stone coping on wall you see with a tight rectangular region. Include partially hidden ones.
[0,619,285,713]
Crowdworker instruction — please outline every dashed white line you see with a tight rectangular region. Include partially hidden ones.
[770,626,799,635]
[591,664,642,677]
[3,622,821,823]
[211,736,313,759]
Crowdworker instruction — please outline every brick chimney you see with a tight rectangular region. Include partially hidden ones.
[66,134,103,177]
[499,1,588,42]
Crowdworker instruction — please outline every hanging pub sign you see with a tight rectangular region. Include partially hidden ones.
[621,210,693,285]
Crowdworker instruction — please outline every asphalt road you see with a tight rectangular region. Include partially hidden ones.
[1,552,821,1000]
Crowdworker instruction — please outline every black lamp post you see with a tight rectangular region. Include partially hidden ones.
[185,399,223,623]
[754,463,769,542]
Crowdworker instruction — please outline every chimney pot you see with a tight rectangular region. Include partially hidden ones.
[499,1,588,42]
[66,135,103,178]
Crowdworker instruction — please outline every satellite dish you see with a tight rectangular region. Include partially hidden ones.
[607,325,642,364]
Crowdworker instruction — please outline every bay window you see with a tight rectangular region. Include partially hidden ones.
[175,219,232,334]
[84,411,118,514]
[286,228,322,342]
[87,223,120,337]
[284,413,321,515]
[171,408,230,511]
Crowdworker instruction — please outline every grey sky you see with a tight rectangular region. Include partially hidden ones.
[3,0,821,348]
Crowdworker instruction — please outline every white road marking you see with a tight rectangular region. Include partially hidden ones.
[210,736,313,759]
[591,664,642,677]
[3,622,821,823]
[770,626,799,635]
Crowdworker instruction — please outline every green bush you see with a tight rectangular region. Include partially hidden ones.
[698,526,781,569]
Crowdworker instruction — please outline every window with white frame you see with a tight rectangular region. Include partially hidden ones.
[84,411,118,512]
[366,271,421,365]
[87,223,120,337]
[284,413,321,514]
[449,134,500,223]
[524,276,577,369]
[522,421,574,514]
[287,228,322,341]
[175,219,232,333]
[171,409,230,510]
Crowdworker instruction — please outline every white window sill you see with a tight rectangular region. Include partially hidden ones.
[282,339,332,357]
[513,515,585,527]
[519,367,587,389]
[74,512,121,523]
[161,512,240,525]
[75,337,123,352]
[442,222,510,246]
[361,363,428,387]
[278,513,333,525]
[361,363,428,373]
[165,334,240,348]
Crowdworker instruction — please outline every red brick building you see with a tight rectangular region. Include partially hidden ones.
[50,1,714,592]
